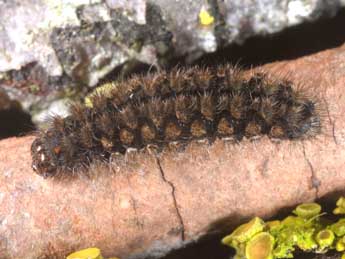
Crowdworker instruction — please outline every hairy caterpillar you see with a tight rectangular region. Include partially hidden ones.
[31,65,322,177]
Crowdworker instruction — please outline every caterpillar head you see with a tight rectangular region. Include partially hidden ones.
[31,128,78,178]
[31,137,59,178]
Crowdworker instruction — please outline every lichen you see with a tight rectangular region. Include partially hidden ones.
[222,197,345,259]
[67,247,103,259]
[84,81,118,108]
[292,203,321,219]
[334,197,345,215]
[198,6,215,26]
[66,247,120,259]
[222,217,265,245]
[245,232,274,259]
[315,229,335,252]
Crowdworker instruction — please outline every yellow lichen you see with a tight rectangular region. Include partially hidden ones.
[331,219,345,237]
[84,82,117,108]
[334,197,345,215]
[336,238,345,252]
[66,247,103,259]
[292,203,321,219]
[198,6,214,26]
[316,229,335,251]
[265,220,280,230]
[222,217,265,245]
[245,232,274,259]
[223,199,345,259]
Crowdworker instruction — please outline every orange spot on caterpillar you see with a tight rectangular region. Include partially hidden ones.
[53,146,61,155]
[165,121,182,141]
[141,123,156,144]
[190,119,207,138]
[119,129,135,145]
[217,117,235,136]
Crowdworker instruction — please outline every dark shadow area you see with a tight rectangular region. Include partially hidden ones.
[195,8,345,68]
[295,250,340,259]
[0,108,35,139]
[162,241,341,259]
[161,233,232,259]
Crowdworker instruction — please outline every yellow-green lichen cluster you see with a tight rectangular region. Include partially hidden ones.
[198,6,215,26]
[84,81,118,108]
[66,247,119,259]
[222,198,345,259]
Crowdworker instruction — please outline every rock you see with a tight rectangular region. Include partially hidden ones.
[50,3,171,87]
[0,42,345,259]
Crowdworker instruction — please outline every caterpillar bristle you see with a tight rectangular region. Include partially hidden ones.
[31,65,323,177]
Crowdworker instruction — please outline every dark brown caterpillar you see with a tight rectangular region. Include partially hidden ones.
[31,65,321,177]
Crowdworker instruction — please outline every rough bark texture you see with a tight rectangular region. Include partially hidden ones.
[0,43,345,259]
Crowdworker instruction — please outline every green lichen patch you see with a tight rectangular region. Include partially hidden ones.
[67,247,103,259]
[316,229,335,252]
[222,217,265,245]
[330,219,345,237]
[334,197,345,215]
[66,247,121,259]
[245,232,274,259]
[292,203,321,219]
[222,198,345,259]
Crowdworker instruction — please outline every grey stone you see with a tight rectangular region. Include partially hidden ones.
[50,3,172,87]
[105,0,147,24]
[218,0,343,43]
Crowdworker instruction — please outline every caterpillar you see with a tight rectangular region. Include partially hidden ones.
[31,65,322,177]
